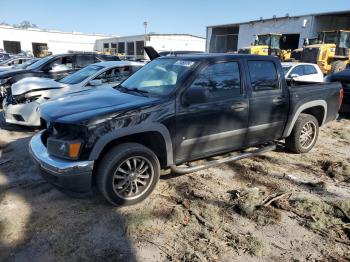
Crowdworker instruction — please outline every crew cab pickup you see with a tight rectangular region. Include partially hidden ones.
[29,54,343,206]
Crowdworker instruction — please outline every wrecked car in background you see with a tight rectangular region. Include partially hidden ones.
[3,61,144,126]
[30,54,342,206]
[0,52,120,105]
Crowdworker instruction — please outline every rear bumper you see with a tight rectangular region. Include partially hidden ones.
[29,132,94,193]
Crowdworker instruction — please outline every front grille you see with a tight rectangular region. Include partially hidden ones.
[301,47,320,64]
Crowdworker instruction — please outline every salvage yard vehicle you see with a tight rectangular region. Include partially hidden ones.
[0,52,120,105]
[301,30,350,74]
[325,68,350,113]
[282,62,324,82]
[238,33,291,61]
[29,54,343,206]
[0,58,39,72]
[3,61,144,126]
[0,56,33,68]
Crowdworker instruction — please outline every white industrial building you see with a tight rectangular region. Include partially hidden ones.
[0,25,115,56]
[206,10,350,53]
[95,34,206,59]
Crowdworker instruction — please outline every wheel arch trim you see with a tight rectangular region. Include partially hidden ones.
[88,123,174,166]
[284,100,327,137]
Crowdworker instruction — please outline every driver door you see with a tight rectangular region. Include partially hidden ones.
[175,61,249,163]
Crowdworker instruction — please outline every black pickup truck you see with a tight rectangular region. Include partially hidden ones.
[29,54,342,206]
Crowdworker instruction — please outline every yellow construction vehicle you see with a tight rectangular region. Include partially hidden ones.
[301,30,350,74]
[238,33,291,61]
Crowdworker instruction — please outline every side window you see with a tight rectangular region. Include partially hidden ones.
[95,66,132,83]
[75,55,94,68]
[248,61,279,91]
[188,62,241,102]
[48,56,73,70]
[290,66,304,76]
[304,65,318,75]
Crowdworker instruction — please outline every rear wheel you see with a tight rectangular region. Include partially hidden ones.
[97,143,160,206]
[330,60,346,74]
[285,114,319,154]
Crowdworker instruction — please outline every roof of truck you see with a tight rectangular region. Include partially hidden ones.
[158,53,280,61]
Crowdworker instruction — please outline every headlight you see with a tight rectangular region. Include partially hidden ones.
[47,138,83,160]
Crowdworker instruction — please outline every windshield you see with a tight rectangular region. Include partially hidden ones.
[282,66,292,74]
[119,58,198,96]
[59,65,104,85]
[27,55,55,70]
[319,32,338,44]
[339,32,350,48]
[257,35,281,49]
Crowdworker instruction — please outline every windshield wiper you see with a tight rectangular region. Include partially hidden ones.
[129,88,149,94]
[115,85,149,96]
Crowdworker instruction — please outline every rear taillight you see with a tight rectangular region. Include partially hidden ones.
[339,88,344,110]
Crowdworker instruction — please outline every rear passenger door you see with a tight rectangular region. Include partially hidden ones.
[246,60,289,145]
[175,60,249,163]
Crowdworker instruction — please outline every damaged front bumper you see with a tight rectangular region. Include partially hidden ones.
[29,132,94,193]
[2,99,41,126]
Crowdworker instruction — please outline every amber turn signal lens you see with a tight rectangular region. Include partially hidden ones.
[69,143,81,158]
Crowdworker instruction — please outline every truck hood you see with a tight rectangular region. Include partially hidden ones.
[39,87,159,124]
[11,77,65,96]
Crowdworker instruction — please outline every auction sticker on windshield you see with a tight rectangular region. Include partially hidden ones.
[174,60,195,67]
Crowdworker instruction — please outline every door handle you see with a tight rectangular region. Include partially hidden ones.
[272,97,285,104]
[231,102,248,111]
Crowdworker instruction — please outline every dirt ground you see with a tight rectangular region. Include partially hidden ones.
[0,111,350,262]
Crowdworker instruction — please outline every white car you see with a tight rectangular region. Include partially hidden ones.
[3,61,144,126]
[282,62,324,82]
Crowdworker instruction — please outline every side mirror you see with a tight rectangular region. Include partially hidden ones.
[289,73,300,80]
[88,79,103,86]
[182,87,209,106]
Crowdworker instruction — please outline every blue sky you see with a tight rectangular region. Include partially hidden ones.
[1,0,349,37]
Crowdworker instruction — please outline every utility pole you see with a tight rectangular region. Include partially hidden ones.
[143,21,148,35]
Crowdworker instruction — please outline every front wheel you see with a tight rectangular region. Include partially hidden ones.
[285,114,319,154]
[97,143,160,206]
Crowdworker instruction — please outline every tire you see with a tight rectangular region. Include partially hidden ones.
[96,143,160,206]
[285,114,319,154]
[330,60,346,74]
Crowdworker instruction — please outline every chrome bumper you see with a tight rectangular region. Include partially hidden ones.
[29,132,94,174]
[29,132,94,193]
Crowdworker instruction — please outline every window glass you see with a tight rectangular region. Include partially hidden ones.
[48,56,73,70]
[75,55,94,68]
[59,65,103,85]
[304,65,318,75]
[103,43,109,49]
[118,42,125,54]
[95,66,133,84]
[127,42,135,55]
[136,41,145,56]
[188,62,241,102]
[290,66,304,76]
[119,58,197,96]
[248,61,279,91]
